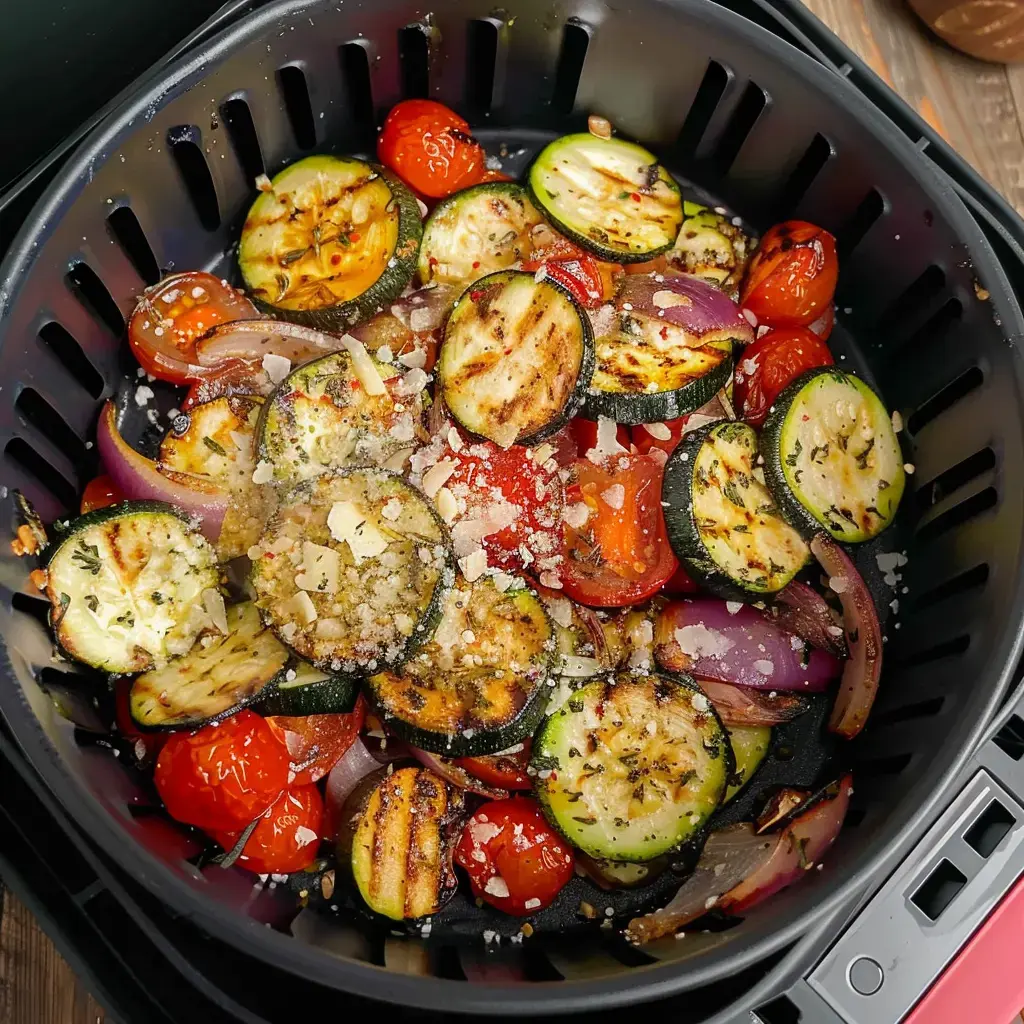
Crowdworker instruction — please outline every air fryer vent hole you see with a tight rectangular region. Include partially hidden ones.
[870,696,945,729]
[4,438,76,510]
[916,487,997,543]
[106,207,160,286]
[836,187,886,258]
[775,131,832,217]
[167,128,220,231]
[277,65,317,151]
[712,81,768,174]
[916,447,996,513]
[993,715,1024,761]
[907,363,982,435]
[65,262,125,336]
[755,994,802,1024]
[37,322,106,399]
[465,19,499,115]
[398,25,430,99]
[551,20,590,115]
[15,388,87,466]
[888,297,964,374]
[876,263,946,338]
[221,97,265,182]
[892,634,970,668]
[676,59,730,157]
[339,42,375,144]
[909,563,989,613]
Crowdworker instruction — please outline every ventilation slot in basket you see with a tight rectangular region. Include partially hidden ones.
[11,591,52,630]
[916,487,997,543]
[837,188,886,258]
[755,994,801,1024]
[875,264,947,341]
[907,363,982,435]
[857,751,913,779]
[339,43,375,142]
[774,132,832,216]
[221,97,265,181]
[15,389,87,465]
[910,563,989,613]
[870,696,945,729]
[893,634,971,668]
[676,60,730,157]
[465,19,499,115]
[277,65,317,151]
[38,322,105,398]
[106,207,160,286]
[4,438,76,510]
[168,127,220,230]
[916,448,995,513]
[712,81,768,174]
[551,20,590,115]
[398,25,430,99]
[65,262,124,336]
[993,715,1024,761]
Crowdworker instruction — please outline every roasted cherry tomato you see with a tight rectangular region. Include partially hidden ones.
[113,677,166,763]
[441,440,563,572]
[740,221,838,329]
[476,168,514,184]
[567,417,631,456]
[559,452,678,608]
[154,710,289,832]
[266,697,366,787]
[80,475,123,514]
[128,271,259,384]
[522,238,609,309]
[664,562,700,594]
[454,797,575,915]
[808,302,835,341]
[734,326,834,429]
[182,360,268,411]
[630,417,690,458]
[455,740,532,791]
[211,785,324,875]
[377,99,485,199]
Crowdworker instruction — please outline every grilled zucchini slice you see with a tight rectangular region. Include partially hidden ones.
[258,661,359,716]
[367,577,554,756]
[418,182,543,289]
[438,269,594,446]
[528,134,682,262]
[257,347,428,483]
[671,202,752,296]
[130,602,290,729]
[724,725,772,802]
[43,502,219,674]
[239,156,421,330]
[251,469,451,673]
[663,421,809,599]
[761,368,905,543]
[532,673,732,861]
[340,766,464,921]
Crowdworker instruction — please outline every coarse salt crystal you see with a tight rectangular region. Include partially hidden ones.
[295,825,318,847]
[725,601,744,615]
[375,345,394,363]
[753,659,774,675]
[563,502,591,529]
[601,483,625,510]
[398,347,427,369]
[380,497,403,521]
[134,385,155,407]
[262,352,291,384]
[459,547,488,582]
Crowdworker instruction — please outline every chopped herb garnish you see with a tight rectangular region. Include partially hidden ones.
[532,754,561,773]
[202,436,228,456]
[72,541,102,576]
[855,437,875,470]
[572,816,597,825]
[115,611,135,628]
[722,479,746,509]
[568,746,582,758]
[785,438,803,468]
[84,594,99,613]
[151,592,165,605]
[567,697,584,713]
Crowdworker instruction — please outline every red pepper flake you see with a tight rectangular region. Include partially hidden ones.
[595,701,605,719]
[350,380,361,389]
[659,325,669,340]
[470,289,485,301]
[265,552,275,559]
[472,261,481,269]
[428,256,439,267]
[330,254,342,266]
[630,192,642,202]
[348,232,361,243]
[802,414,810,421]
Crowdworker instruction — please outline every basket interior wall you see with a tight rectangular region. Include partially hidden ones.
[1,0,1022,996]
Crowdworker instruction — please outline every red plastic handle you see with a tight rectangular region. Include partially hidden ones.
[906,870,1024,1023]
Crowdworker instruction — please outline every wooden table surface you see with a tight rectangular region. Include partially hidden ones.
[3,2,1024,1022]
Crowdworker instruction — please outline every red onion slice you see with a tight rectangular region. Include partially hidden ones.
[96,402,227,541]
[773,580,848,659]
[655,599,841,692]
[809,535,883,739]
[324,738,385,836]
[409,746,509,799]
[697,678,811,727]
[196,320,345,368]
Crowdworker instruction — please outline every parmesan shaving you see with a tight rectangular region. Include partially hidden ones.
[283,590,317,625]
[261,353,291,384]
[398,348,427,369]
[563,502,591,529]
[202,589,229,634]
[601,484,625,510]
[339,334,387,395]
[327,501,389,563]
[435,486,459,523]
[458,547,488,582]
[642,421,672,441]
[586,416,626,463]
[422,459,458,498]
[252,459,274,484]
[295,542,341,593]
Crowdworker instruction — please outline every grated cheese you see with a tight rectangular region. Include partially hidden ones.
[674,624,735,659]
[202,589,229,634]
[252,460,274,484]
[458,547,488,582]
[261,353,291,384]
[422,458,458,498]
[327,501,389,563]
[642,421,672,441]
[339,334,387,395]
[601,484,625,510]
[295,542,341,593]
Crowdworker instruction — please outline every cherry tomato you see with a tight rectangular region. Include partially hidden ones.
[740,221,838,328]
[475,168,514,184]
[80,475,123,514]
[664,562,700,595]
[210,785,324,875]
[154,710,289,832]
[630,417,690,458]
[128,271,259,384]
[455,740,532,791]
[113,677,166,762]
[567,417,631,456]
[808,303,835,341]
[265,697,366,786]
[734,327,835,429]
[522,239,610,309]
[441,440,563,572]
[454,797,575,915]
[559,453,678,608]
[377,99,485,199]
[182,360,269,411]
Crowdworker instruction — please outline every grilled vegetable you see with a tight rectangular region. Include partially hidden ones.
[438,269,594,446]
[239,155,421,330]
[418,182,543,289]
[577,854,667,890]
[340,766,464,920]
[43,502,219,673]
[528,134,683,262]
[258,661,359,716]
[761,368,905,543]
[663,421,809,598]
[251,469,451,672]
[532,673,732,861]
[672,202,752,295]
[724,725,772,802]
[366,577,554,756]
[130,602,290,730]
[257,345,428,483]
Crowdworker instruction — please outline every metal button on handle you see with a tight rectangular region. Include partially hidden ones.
[848,957,884,996]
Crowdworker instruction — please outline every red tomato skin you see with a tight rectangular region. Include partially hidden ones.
[377,100,485,199]
[265,697,366,786]
[568,417,631,456]
[522,241,606,308]
[741,221,838,329]
[154,710,289,833]
[630,417,689,458]
[113,678,167,761]
[664,562,700,595]
[211,785,324,875]
[734,327,834,428]
[455,797,575,915]
[808,303,835,340]
[80,475,123,514]
[455,740,532,790]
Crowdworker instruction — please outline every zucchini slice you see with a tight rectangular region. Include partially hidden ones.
[342,766,464,920]
[258,661,359,716]
[533,673,732,861]
[663,421,809,598]
[239,156,422,330]
[251,469,452,673]
[418,182,543,289]
[130,602,290,730]
[536,587,615,679]
[761,368,905,543]
[585,308,734,424]
[438,269,594,446]
[367,577,554,756]
[527,134,682,262]
[724,725,771,802]
[671,202,752,296]
[257,348,428,482]
[43,502,219,673]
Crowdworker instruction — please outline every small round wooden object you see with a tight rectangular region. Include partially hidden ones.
[909,0,1024,63]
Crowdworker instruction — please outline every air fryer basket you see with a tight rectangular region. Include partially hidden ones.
[2,0,1024,1013]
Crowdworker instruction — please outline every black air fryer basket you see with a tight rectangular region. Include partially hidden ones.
[4,0,1024,1019]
